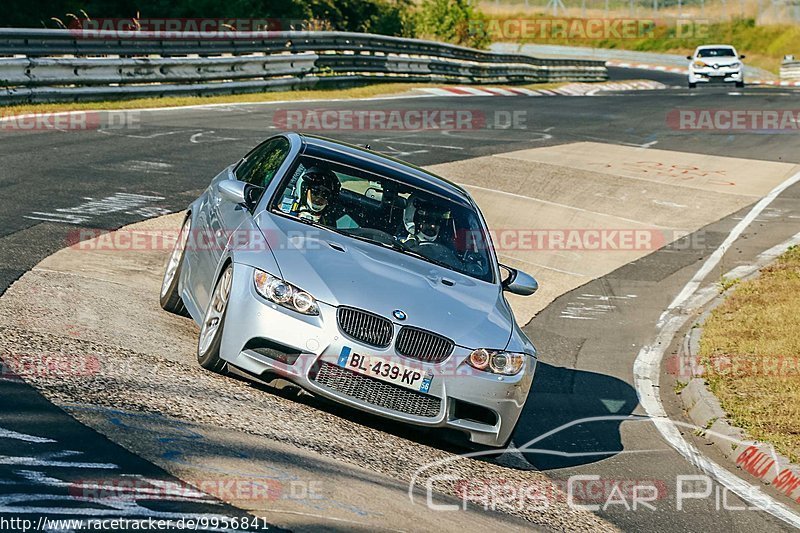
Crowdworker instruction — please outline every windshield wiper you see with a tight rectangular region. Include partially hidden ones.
[285,213,346,236]
[381,239,456,271]
[334,230,438,264]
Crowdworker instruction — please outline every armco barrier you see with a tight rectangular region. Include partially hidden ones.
[0,29,607,103]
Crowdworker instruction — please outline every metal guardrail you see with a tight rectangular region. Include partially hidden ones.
[0,29,607,103]
[781,61,800,81]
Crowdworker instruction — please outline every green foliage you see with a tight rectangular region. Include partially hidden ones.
[414,0,491,48]
[3,0,415,36]
[719,276,741,293]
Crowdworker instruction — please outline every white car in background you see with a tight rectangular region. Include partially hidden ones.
[687,45,745,88]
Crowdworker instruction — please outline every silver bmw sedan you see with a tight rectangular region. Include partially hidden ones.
[160,132,539,448]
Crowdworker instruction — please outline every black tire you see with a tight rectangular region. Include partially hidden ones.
[735,81,745,88]
[688,82,697,89]
[160,216,191,316]
[197,264,232,374]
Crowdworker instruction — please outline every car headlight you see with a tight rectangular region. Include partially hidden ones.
[467,349,526,376]
[253,269,319,315]
[729,62,741,68]
[693,60,708,68]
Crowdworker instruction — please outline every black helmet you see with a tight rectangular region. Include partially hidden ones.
[300,167,340,212]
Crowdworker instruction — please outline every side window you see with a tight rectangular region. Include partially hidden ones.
[236,138,291,188]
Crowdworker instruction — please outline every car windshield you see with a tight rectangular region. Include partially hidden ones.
[270,155,495,283]
[698,48,736,58]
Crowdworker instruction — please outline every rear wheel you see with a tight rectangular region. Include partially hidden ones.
[197,264,233,374]
[160,215,191,316]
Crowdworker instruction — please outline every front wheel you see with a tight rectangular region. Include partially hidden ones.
[688,82,697,89]
[735,81,745,88]
[197,264,233,374]
[160,215,191,316]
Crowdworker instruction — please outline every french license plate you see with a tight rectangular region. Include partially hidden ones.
[337,346,433,393]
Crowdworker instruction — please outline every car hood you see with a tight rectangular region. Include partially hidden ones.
[255,212,513,350]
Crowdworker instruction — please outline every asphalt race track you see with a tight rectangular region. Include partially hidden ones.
[2,68,800,531]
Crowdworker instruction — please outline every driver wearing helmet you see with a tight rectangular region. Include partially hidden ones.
[399,197,451,246]
[290,166,341,224]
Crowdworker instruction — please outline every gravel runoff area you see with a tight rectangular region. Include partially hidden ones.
[0,214,616,532]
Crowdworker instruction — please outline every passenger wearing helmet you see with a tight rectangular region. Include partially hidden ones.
[289,166,341,224]
[399,197,451,246]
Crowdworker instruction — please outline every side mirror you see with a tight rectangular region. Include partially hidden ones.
[739,54,746,59]
[686,55,692,60]
[218,180,262,211]
[499,264,538,296]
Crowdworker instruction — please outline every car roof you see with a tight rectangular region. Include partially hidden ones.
[297,133,472,205]
[696,44,736,49]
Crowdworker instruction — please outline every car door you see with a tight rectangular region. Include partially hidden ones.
[197,137,292,312]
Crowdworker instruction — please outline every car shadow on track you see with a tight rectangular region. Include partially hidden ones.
[510,362,639,471]
[233,361,638,470]
[229,370,472,456]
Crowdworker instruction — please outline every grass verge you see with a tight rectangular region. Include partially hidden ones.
[485,16,799,74]
[699,245,800,463]
[0,81,577,117]
[0,83,436,116]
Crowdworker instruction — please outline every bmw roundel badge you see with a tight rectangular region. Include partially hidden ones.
[393,310,407,321]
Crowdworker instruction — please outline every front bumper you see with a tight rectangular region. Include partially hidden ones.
[689,67,743,84]
[218,263,535,447]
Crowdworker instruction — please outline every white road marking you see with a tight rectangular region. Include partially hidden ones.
[0,427,56,444]
[461,183,680,229]
[577,134,658,149]
[633,169,800,528]
[25,193,165,225]
[667,173,800,310]
[560,293,637,320]
[418,88,458,97]
[122,160,173,173]
[481,87,517,96]
[98,128,194,139]
[438,129,553,143]
[373,138,463,150]
[189,131,240,144]
[498,254,587,277]
[452,86,497,96]
[18,472,211,500]
[0,422,248,528]
[15,470,65,486]
[652,199,688,208]
[380,145,428,157]
[0,455,119,469]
